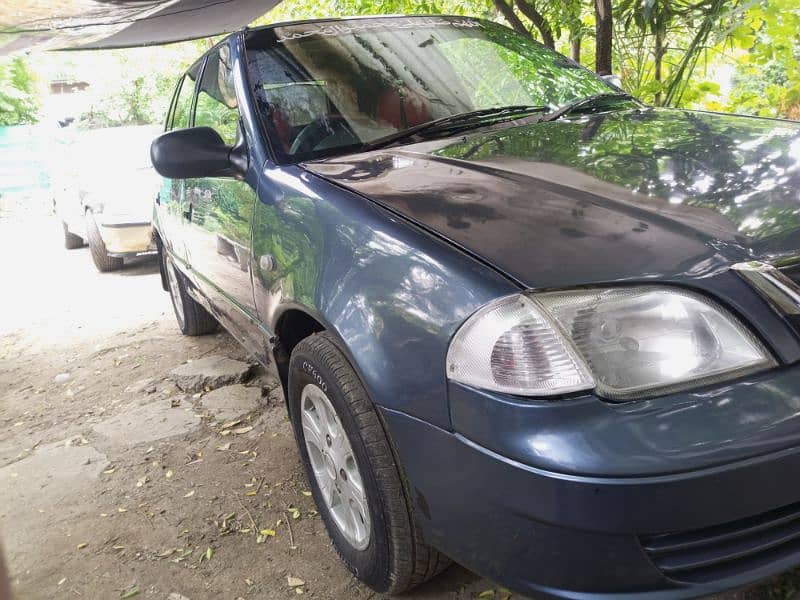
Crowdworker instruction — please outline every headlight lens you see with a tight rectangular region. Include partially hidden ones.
[447,287,774,400]
[446,295,595,396]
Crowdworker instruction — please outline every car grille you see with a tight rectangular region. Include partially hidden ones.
[640,501,800,583]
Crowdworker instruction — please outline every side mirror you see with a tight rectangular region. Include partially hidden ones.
[601,74,623,89]
[151,127,239,179]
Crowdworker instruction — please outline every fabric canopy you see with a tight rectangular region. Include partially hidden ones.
[0,0,280,55]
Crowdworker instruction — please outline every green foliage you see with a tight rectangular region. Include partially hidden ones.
[726,0,800,119]
[614,0,734,106]
[78,71,175,128]
[0,56,40,126]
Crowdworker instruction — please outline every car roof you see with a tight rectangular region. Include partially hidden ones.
[244,14,478,35]
[181,15,480,80]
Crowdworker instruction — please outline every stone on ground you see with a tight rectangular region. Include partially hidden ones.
[169,355,253,393]
[124,377,155,394]
[200,384,261,422]
[92,401,200,446]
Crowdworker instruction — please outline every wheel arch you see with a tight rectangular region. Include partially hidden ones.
[271,304,390,425]
[273,306,326,402]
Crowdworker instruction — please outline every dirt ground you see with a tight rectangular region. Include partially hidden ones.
[1,197,799,600]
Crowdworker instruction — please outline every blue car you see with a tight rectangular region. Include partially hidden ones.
[150,15,800,599]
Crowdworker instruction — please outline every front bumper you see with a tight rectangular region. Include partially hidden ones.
[99,222,155,256]
[381,370,800,598]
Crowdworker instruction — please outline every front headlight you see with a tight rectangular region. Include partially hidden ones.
[447,287,775,400]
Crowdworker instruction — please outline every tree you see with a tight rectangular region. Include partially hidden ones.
[0,56,40,126]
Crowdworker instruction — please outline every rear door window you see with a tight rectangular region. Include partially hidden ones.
[171,60,203,130]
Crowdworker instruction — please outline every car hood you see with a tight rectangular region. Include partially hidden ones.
[304,108,800,289]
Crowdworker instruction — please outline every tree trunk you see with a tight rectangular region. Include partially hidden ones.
[654,25,664,105]
[514,0,555,48]
[492,0,531,37]
[571,36,581,62]
[594,0,613,75]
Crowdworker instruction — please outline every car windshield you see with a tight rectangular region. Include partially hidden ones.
[245,16,618,162]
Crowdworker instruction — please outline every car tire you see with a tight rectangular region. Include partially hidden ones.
[288,332,450,594]
[62,221,84,250]
[86,212,123,272]
[163,251,218,336]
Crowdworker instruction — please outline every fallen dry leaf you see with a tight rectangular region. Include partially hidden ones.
[287,576,305,587]
[120,586,140,599]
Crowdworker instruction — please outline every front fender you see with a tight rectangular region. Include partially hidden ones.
[253,166,518,429]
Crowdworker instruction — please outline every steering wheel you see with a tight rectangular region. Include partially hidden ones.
[289,116,357,155]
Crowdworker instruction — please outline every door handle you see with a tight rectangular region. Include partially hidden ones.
[182,203,193,221]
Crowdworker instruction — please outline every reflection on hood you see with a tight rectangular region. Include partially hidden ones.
[306,108,800,288]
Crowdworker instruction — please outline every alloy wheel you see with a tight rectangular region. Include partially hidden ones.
[301,383,371,550]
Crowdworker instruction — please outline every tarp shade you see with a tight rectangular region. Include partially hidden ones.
[0,0,279,54]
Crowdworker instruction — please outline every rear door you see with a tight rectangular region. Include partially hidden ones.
[157,59,203,264]
[184,43,262,352]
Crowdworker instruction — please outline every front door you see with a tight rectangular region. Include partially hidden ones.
[157,60,202,265]
[184,44,262,355]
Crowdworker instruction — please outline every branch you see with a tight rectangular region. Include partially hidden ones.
[492,0,530,37]
[514,0,556,48]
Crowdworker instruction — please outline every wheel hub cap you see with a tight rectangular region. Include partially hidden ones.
[301,383,371,550]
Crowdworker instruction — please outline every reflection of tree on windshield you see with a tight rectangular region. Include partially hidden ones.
[245,18,617,160]
[439,24,611,109]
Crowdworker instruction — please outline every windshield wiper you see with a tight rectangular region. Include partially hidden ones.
[538,92,636,123]
[362,105,547,151]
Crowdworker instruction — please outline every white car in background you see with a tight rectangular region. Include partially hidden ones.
[55,125,160,271]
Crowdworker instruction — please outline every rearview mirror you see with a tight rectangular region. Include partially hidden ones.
[150,127,239,179]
